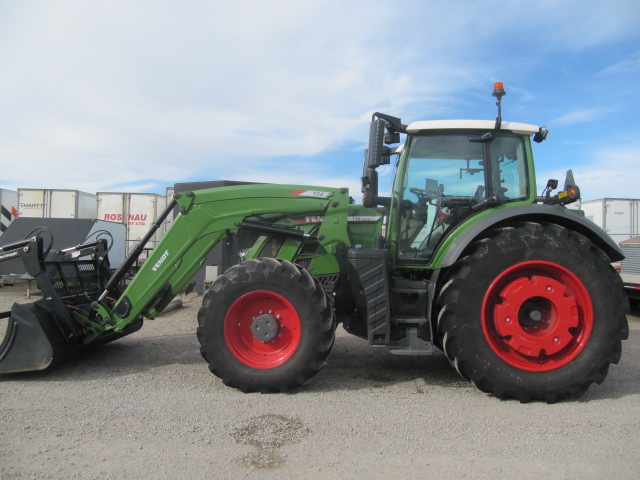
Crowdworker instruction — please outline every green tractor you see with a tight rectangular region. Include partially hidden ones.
[0,83,628,402]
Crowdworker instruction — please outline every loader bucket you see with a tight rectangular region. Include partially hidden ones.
[0,301,68,373]
[0,301,144,374]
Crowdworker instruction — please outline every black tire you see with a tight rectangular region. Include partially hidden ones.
[436,222,629,402]
[197,258,335,392]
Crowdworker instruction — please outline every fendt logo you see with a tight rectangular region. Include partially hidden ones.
[293,215,324,224]
[152,250,170,272]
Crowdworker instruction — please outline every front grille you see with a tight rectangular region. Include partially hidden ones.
[294,257,313,270]
[45,261,101,297]
[258,236,286,258]
[316,274,339,293]
[298,241,320,256]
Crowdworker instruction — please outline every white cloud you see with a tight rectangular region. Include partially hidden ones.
[599,51,640,75]
[526,1,640,50]
[551,109,607,127]
[0,1,459,192]
[538,143,640,201]
[1,0,639,197]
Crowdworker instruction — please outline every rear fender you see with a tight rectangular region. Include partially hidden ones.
[435,204,623,268]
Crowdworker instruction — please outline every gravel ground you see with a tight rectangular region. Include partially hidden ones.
[1,284,639,479]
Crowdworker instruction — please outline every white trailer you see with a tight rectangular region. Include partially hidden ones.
[96,192,167,257]
[619,236,640,301]
[575,198,639,245]
[0,188,19,236]
[17,189,97,219]
[164,187,176,231]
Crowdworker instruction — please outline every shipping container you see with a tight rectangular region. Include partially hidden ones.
[17,189,97,219]
[575,198,640,245]
[0,188,19,236]
[96,192,167,257]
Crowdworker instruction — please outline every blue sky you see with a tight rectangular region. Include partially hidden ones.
[1,0,639,201]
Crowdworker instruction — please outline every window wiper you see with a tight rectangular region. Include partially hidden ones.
[468,132,493,143]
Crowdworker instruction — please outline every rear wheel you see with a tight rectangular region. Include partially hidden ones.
[197,258,334,392]
[437,222,629,402]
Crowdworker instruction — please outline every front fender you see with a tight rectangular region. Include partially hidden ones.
[436,204,623,268]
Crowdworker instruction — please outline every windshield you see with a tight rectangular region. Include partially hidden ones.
[397,132,528,262]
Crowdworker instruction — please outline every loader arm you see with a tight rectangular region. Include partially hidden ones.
[97,184,350,333]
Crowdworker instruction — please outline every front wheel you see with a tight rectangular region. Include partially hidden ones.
[197,258,335,392]
[437,222,629,402]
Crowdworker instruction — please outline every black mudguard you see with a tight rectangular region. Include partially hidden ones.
[439,204,624,268]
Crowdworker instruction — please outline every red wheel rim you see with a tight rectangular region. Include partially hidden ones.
[482,261,593,372]
[224,290,301,369]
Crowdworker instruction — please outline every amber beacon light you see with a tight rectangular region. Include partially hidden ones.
[492,82,506,129]
[493,82,506,98]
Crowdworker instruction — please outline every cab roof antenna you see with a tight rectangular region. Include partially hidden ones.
[493,82,506,130]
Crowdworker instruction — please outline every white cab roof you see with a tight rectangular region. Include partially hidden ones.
[406,120,539,136]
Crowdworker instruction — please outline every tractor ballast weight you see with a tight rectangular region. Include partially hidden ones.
[0,84,629,402]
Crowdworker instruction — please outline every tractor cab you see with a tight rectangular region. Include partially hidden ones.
[362,114,543,266]
[361,83,576,267]
[391,119,539,264]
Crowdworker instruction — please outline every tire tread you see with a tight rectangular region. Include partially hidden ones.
[436,222,629,402]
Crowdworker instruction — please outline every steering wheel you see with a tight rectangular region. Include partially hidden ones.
[409,187,430,204]
[410,187,444,206]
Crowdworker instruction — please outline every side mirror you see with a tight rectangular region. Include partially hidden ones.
[543,178,558,203]
[367,118,389,168]
[362,148,385,208]
[385,131,401,145]
[361,173,378,208]
[362,114,404,207]
[533,126,549,143]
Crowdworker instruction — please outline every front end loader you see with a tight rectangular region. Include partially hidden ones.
[0,235,143,372]
[0,184,362,379]
[0,84,629,402]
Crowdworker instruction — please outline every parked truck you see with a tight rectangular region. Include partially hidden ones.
[575,198,640,245]
[0,188,19,236]
[17,189,97,219]
[0,84,628,402]
[96,192,167,258]
[619,237,640,302]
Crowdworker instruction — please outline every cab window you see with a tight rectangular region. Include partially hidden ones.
[397,132,527,262]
